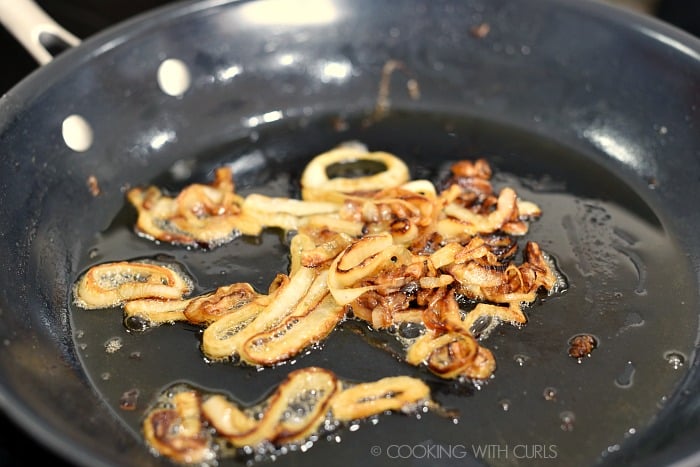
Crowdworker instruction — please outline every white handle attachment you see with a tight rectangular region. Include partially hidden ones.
[0,0,80,65]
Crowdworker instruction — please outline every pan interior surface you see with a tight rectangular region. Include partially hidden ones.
[69,111,698,467]
[0,0,699,466]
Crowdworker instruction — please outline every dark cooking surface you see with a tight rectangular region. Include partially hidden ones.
[0,1,698,466]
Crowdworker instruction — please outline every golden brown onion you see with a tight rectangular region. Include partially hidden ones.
[301,144,410,201]
[142,390,215,465]
[73,261,192,309]
[331,376,431,421]
[203,367,338,447]
[127,167,262,247]
[184,282,262,325]
[123,298,191,326]
[240,294,344,365]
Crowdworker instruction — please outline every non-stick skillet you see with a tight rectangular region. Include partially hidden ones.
[1,0,699,466]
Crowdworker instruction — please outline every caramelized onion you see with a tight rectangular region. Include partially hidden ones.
[184,282,262,325]
[78,147,569,465]
[200,301,264,361]
[203,367,338,446]
[146,367,433,461]
[240,294,344,365]
[123,298,191,326]
[79,148,561,381]
[300,144,410,201]
[405,331,497,380]
[127,167,262,247]
[330,376,431,421]
[142,390,215,465]
[328,233,409,305]
[73,261,192,309]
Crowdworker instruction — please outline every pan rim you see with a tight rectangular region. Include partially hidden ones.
[2,0,700,113]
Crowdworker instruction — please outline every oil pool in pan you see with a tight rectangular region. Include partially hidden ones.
[69,111,697,466]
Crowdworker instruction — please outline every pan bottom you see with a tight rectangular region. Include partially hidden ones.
[69,111,698,467]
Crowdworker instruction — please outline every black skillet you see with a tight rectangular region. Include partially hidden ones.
[1,0,699,466]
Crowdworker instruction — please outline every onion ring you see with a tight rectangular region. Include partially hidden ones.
[301,144,410,201]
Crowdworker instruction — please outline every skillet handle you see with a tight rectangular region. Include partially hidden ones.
[0,0,80,65]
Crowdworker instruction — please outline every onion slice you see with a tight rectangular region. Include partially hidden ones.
[240,293,344,365]
[184,282,262,325]
[202,367,338,446]
[301,144,410,201]
[142,390,215,465]
[73,261,192,309]
[331,376,431,421]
